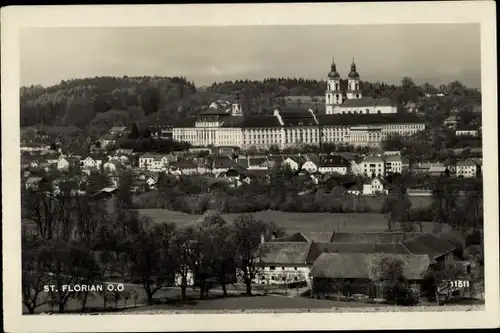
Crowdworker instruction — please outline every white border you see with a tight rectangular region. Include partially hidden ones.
[2,2,498,332]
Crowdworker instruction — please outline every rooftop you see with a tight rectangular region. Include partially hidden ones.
[310,253,430,280]
[258,242,312,265]
[341,97,395,108]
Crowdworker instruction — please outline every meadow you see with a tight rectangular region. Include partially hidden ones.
[137,209,446,234]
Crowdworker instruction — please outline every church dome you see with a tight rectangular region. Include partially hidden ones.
[348,61,360,79]
[328,58,340,79]
[329,70,340,79]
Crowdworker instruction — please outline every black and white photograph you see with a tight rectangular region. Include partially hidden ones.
[2,2,499,332]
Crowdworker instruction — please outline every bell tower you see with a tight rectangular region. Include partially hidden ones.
[231,93,243,116]
[325,57,343,114]
[346,58,362,100]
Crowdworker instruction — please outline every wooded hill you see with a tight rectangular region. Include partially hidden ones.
[20,76,481,136]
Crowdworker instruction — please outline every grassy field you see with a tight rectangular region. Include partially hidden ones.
[138,209,447,234]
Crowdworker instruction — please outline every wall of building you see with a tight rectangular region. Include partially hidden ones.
[254,265,310,285]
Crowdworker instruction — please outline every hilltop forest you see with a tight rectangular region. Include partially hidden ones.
[20,76,481,136]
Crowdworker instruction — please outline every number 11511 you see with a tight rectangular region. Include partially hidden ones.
[450,280,470,288]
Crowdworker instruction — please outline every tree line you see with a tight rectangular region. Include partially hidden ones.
[21,76,480,134]
[21,179,284,314]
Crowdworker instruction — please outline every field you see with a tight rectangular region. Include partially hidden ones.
[138,209,448,234]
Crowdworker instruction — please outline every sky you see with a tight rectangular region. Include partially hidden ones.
[20,24,481,89]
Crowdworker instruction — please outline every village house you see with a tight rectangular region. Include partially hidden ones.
[267,155,285,168]
[362,177,387,195]
[382,150,401,156]
[384,154,404,175]
[456,160,480,178]
[103,160,125,174]
[282,155,306,171]
[317,155,351,175]
[211,155,236,174]
[57,157,70,171]
[146,174,160,189]
[25,176,46,190]
[301,158,319,173]
[443,115,459,128]
[310,253,430,299]
[251,231,457,300]
[108,126,128,136]
[254,241,313,286]
[116,148,135,156]
[138,153,169,171]
[247,156,270,170]
[359,155,385,178]
[98,134,117,148]
[428,163,449,177]
[455,126,479,137]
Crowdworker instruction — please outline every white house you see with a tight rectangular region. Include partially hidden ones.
[253,241,312,285]
[138,153,169,171]
[316,155,350,175]
[456,160,480,178]
[384,154,403,175]
[362,178,388,195]
[81,156,106,168]
[455,129,479,137]
[248,157,269,171]
[359,155,385,178]
[57,158,70,171]
[301,160,318,173]
[25,176,44,190]
[108,126,128,136]
[283,156,306,171]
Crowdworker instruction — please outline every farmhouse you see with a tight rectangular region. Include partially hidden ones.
[255,242,313,285]
[310,253,430,299]
[362,177,387,195]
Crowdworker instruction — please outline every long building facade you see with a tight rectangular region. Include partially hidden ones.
[173,59,425,149]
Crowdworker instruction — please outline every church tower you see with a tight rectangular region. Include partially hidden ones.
[325,58,343,114]
[346,59,362,100]
[231,93,243,116]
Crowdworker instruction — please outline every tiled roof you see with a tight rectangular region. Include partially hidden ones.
[220,117,244,127]
[331,232,408,244]
[456,160,478,167]
[310,253,430,280]
[402,234,456,260]
[213,155,235,169]
[25,176,43,184]
[267,155,285,164]
[286,155,307,165]
[200,108,231,116]
[248,157,268,166]
[317,113,424,126]
[362,156,385,163]
[383,155,402,162]
[258,242,312,265]
[456,125,478,131]
[318,155,350,167]
[242,115,282,128]
[340,97,395,108]
[307,242,411,263]
[173,117,197,127]
[109,126,127,132]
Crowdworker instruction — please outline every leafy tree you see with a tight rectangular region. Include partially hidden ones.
[422,263,465,305]
[232,214,272,296]
[127,221,176,305]
[129,123,140,139]
[370,255,416,305]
